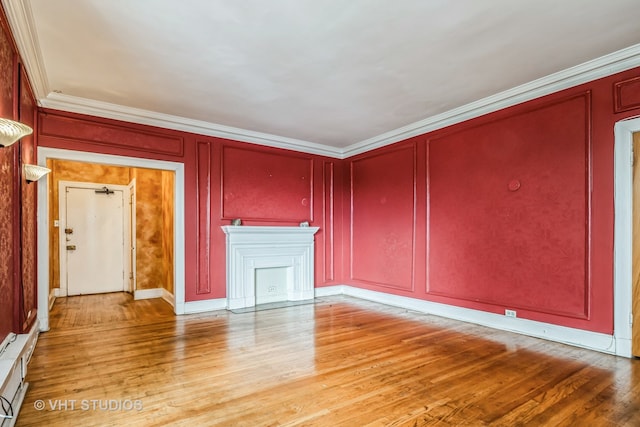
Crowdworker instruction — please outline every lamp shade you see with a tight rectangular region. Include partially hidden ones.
[23,164,51,183]
[0,118,33,147]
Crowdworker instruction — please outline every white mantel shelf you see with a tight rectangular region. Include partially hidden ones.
[221,225,320,310]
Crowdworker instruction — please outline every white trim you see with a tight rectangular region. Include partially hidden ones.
[181,298,227,314]
[345,44,640,157]
[4,0,639,160]
[40,93,343,159]
[613,116,640,358]
[48,288,56,310]
[36,147,186,332]
[1,0,49,101]
[162,288,174,308]
[323,285,618,356]
[133,288,163,300]
[221,226,320,310]
[37,44,640,159]
[133,288,175,308]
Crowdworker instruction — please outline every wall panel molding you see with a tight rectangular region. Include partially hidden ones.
[220,145,314,222]
[195,141,212,295]
[427,92,592,319]
[39,112,185,157]
[322,161,334,282]
[614,75,640,113]
[350,144,417,291]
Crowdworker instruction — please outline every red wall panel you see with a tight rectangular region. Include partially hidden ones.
[195,141,212,295]
[39,113,184,157]
[221,145,314,222]
[427,93,591,318]
[350,145,416,290]
[0,17,16,339]
[19,65,38,332]
[614,75,640,113]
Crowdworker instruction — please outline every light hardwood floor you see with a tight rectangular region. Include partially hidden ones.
[16,293,640,426]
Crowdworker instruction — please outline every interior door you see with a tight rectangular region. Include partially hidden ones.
[633,132,640,357]
[64,185,126,295]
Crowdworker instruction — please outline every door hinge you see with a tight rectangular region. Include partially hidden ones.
[631,313,634,326]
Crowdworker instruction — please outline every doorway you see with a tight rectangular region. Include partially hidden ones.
[59,181,130,296]
[36,148,186,331]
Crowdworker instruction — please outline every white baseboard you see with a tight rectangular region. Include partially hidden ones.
[134,288,176,308]
[134,288,164,300]
[48,289,56,310]
[179,298,227,314]
[316,285,622,357]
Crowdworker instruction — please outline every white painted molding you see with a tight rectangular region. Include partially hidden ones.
[344,44,640,157]
[221,226,320,310]
[318,285,622,357]
[162,288,175,308]
[40,92,344,159]
[1,0,49,100]
[36,147,186,325]
[5,0,639,159]
[613,116,640,359]
[48,288,56,310]
[181,298,227,314]
[134,288,164,300]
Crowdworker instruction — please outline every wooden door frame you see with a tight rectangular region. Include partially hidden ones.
[36,148,186,331]
[57,180,131,297]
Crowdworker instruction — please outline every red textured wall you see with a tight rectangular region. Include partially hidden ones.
[37,111,343,302]
[344,66,640,334]
[350,145,416,291]
[0,16,15,339]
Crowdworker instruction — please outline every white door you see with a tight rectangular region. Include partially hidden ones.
[62,184,127,295]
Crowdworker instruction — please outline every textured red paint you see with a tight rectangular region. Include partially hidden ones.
[0,18,15,339]
[19,66,38,332]
[221,146,314,222]
[428,93,590,318]
[196,141,211,295]
[350,145,416,290]
[40,113,184,156]
[614,75,640,113]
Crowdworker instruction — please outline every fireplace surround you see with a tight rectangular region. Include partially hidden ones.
[221,225,320,310]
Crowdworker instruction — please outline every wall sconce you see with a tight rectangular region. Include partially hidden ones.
[0,118,33,147]
[23,164,50,183]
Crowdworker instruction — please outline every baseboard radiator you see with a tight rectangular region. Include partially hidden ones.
[0,324,38,427]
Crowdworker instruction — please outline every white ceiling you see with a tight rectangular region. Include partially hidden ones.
[4,0,640,157]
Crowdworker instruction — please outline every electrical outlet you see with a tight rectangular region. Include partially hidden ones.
[505,309,517,318]
[268,286,277,293]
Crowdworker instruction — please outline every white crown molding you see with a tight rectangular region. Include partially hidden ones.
[343,43,640,158]
[5,0,640,159]
[40,92,344,158]
[1,0,49,99]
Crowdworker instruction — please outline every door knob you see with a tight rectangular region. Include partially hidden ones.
[65,228,74,234]
[66,245,77,250]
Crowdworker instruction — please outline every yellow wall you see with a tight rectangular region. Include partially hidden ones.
[48,159,174,296]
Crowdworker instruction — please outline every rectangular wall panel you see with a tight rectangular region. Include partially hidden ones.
[221,146,313,222]
[196,141,211,294]
[323,161,334,282]
[350,145,416,290]
[614,76,640,113]
[427,92,591,318]
[39,113,184,156]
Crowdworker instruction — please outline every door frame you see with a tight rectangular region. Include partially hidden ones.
[57,180,131,297]
[36,147,186,331]
[613,116,640,358]
[128,179,137,294]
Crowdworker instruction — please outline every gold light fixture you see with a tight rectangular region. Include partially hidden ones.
[23,164,50,183]
[0,117,33,147]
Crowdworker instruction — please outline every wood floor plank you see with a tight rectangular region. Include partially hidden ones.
[15,293,640,426]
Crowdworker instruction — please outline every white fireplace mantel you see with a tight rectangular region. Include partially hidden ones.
[221,225,320,310]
